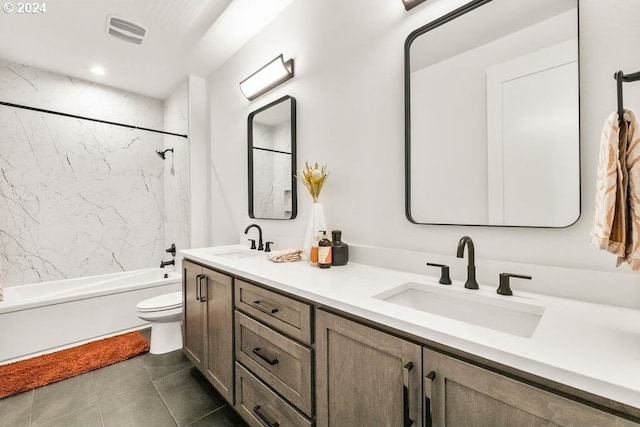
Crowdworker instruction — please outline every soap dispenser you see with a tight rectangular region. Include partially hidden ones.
[331,230,349,266]
[318,231,332,269]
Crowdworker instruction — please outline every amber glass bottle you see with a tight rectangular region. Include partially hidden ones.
[318,231,332,269]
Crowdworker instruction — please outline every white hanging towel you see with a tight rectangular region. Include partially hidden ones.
[591,109,640,270]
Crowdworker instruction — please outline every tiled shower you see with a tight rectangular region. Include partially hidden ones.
[0,59,189,286]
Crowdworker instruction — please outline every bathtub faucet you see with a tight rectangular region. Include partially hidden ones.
[160,259,175,268]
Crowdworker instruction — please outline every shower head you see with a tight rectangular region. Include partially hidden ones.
[156,148,174,159]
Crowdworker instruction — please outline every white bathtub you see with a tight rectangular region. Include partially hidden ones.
[0,268,181,364]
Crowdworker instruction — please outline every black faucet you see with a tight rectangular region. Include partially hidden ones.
[244,224,264,251]
[456,236,479,289]
[160,259,175,268]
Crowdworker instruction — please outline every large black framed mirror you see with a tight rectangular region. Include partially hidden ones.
[248,95,297,219]
[405,0,580,227]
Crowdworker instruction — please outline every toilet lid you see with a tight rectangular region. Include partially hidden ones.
[137,291,182,312]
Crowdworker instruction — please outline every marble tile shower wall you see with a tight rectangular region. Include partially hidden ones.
[0,59,176,286]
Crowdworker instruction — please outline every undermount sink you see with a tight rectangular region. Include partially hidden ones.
[374,282,544,338]
[208,249,263,259]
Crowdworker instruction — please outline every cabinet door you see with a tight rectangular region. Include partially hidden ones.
[203,267,234,404]
[423,348,638,427]
[316,310,422,427]
[182,260,204,367]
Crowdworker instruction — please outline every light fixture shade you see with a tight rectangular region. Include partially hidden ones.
[403,0,426,11]
[239,54,294,101]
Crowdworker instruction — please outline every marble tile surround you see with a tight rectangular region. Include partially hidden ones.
[0,59,189,286]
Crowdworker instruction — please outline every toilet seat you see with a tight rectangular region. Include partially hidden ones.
[137,291,182,313]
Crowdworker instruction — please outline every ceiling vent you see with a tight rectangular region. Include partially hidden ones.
[106,15,146,45]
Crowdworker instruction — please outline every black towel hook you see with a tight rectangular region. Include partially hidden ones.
[615,70,624,120]
[614,70,640,122]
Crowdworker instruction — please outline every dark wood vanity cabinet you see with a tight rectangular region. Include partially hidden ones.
[180,261,639,427]
[423,348,638,427]
[233,279,315,427]
[182,259,234,404]
[315,309,423,427]
[316,311,639,427]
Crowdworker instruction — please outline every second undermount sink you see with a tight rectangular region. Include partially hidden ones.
[206,248,263,259]
[374,282,544,338]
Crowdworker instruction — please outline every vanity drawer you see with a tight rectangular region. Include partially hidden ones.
[235,363,313,427]
[235,311,313,416]
[235,279,312,344]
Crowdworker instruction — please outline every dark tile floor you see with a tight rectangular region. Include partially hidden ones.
[0,349,248,427]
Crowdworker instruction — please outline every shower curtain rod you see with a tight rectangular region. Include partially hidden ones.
[0,101,189,139]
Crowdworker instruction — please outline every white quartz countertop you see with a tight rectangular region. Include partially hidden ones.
[179,245,640,409]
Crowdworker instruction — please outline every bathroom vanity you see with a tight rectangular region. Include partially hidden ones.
[180,246,640,426]
[182,260,234,403]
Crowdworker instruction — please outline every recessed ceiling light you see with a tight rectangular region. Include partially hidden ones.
[91,66,105,75]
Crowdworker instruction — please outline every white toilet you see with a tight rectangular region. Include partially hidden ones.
[136,291,183,354]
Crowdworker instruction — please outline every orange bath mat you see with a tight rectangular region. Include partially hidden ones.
[0,331,149,399]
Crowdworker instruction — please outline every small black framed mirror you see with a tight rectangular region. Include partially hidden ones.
[248,95,297,219]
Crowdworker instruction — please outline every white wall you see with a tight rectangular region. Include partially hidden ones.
[206,0,640,279]
[163,82,190,255]
[188,75,209,249]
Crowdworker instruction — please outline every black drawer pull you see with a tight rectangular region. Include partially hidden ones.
[253,300,279,315]
[252,347,279,365]
[253,405,280,427]
[425,371,436,427]
[403,361,414,427]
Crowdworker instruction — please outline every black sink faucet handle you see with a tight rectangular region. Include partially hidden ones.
[248,239,256,250]
[264,242,273,252]
[497,273,532,296]
[426,262,452,285]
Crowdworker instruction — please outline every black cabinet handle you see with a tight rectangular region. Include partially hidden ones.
[403,361,414,427]
[202,275,208,302]
[195,274,203,301]
[198,275,207,303]
[252,347,279,365]
[425,371,436,427]
[252,300,279,315]
[253,405,280,427]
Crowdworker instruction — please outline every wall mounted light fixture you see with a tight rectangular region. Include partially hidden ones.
[239,54,294,101]
[403,0,426,11]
